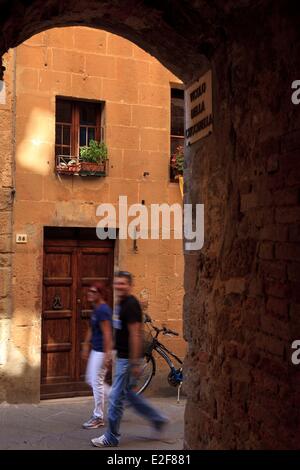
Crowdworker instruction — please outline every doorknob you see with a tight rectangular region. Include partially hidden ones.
[77,298,81,303]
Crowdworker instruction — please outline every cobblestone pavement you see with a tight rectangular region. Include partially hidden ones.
[0,396,185,450]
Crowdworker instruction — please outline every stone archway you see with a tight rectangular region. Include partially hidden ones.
[0,0,299,450]
[0,0,218,82]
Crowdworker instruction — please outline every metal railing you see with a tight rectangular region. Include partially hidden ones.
[56,154,81,175]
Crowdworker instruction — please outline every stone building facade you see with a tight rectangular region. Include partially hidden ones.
[0,27,185,401]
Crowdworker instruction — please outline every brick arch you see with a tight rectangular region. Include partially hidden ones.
[0,0,224,81]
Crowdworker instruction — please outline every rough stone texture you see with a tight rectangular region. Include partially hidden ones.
[183,2,300,450]
[0,48,14,405]
[0,0,223,82]
[0,0,299,450]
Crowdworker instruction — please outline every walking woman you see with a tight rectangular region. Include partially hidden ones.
[81,281,113,429]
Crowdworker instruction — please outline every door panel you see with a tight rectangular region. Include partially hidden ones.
[44,252,72,277]
[41,246,75,386]
[77,247,114,380]
[41,229,114,399]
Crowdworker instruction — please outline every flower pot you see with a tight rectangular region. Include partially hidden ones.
[56,157,81,175]
[68,163,81,172]
[80,162,105,172]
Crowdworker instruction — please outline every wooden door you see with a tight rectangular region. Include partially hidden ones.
[41,228,114,399]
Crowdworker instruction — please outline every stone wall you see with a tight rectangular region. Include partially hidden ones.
[184,3,300,449]
[0,50,14,401]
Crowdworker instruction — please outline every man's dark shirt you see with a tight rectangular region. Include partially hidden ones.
[114,295,142,358]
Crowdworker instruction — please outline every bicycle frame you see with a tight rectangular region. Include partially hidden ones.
[155,341,183,368]
[147,337,183,371]
[139,321,184,399]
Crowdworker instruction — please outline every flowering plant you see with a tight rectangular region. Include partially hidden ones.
[170,145,184,176]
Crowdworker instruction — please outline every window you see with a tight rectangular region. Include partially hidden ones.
[55,98,103,158]
[170,87,184,181]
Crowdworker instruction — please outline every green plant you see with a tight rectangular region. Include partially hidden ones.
[80,140,108,164]
[171,145,184,175]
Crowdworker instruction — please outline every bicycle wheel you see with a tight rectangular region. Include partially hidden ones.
[135,354,156,395]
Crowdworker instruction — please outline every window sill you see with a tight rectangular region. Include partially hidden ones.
[56,169,107,177]
[56,157,108,177]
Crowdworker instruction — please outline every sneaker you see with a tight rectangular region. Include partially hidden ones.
[82,416,104,429]
[149,418,169,440]
[91,434,116,447]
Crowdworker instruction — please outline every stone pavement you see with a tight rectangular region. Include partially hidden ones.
[0,396,185,450]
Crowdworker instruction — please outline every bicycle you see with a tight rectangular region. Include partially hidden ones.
[135,313,184,402]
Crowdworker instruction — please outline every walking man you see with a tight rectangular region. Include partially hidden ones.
[91,270,168,447]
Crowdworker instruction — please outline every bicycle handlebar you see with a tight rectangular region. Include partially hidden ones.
[163,327,179,336]
[143,314,179,336]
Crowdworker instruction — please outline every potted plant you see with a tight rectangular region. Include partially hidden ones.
[170,145,184,196]
[67,158,81,173]
[79,140,108,174]
[56,156,80,175]
[170,145,184,178]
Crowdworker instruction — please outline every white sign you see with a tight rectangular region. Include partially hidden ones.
[0,81,6,105]
[16,234,28,243]
[185,70,213,145]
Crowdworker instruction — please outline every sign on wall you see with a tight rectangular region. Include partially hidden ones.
[185,70,213,145]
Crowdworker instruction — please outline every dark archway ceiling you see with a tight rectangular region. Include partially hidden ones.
[0,0,265,81]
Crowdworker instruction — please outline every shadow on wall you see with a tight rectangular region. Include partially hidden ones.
[0,363,40,404]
